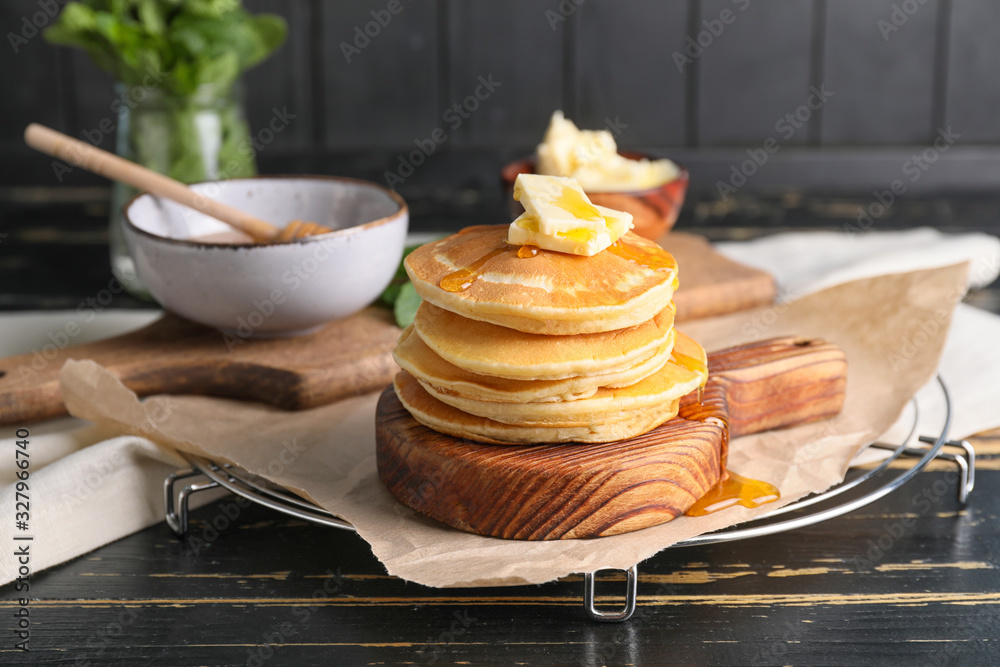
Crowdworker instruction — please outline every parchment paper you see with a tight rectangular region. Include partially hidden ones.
[59,263,969,587]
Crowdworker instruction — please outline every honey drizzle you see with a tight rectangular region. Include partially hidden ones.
[439,245,509,292]
[670,349,708,399]
[440,242,540,292]
[605,238,678,273]
[677,366,780,518]
[557,228,598,244]
[685,472,780,516]
[555,185,603,221]
[670,349,707,382]
[441,235,676,294]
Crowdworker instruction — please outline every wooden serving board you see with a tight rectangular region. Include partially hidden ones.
[376,337,847,540]
[665,232,776,321]
[0,307,400,426]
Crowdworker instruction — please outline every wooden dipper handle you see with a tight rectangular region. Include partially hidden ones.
[682,336,848,439]
[376,337,847,540]
[24,123,279,242]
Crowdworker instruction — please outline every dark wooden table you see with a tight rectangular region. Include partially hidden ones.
[4,456,999,665]
[2,190,1000,665]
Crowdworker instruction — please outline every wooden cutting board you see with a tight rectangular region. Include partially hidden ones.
[0,307,401,426]
[666,232,775,321]
[376,337,847,540]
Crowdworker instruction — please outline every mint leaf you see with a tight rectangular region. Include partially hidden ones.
[393,282,422,328]
[45,1,287,95]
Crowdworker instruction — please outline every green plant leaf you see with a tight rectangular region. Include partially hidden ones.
[44,1,287,92]
[393,281,423,329]
[46,3,96,37]
[136,0,166,37]
[379,243,424,308]
[195,51,240,88]
[241,15,287,68]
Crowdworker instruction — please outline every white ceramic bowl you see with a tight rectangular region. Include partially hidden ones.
[123,176,408,336]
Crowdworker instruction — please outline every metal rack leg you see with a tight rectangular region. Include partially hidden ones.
[164,468,220,536]
[918,437,976,503]
[584,565,638,622]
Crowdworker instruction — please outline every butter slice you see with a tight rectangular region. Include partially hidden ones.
[507,204,633,257]
[513,173,607,236]
[509,174,633,256]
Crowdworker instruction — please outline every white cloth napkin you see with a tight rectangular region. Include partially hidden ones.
[0,311,188,583]
[3,228,1000,585]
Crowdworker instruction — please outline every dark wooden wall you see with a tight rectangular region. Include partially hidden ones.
[2,0,999,193]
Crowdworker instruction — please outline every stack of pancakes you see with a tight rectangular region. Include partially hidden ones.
[392,224,708,444]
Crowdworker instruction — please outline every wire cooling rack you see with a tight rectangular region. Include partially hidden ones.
[163,376,973,622]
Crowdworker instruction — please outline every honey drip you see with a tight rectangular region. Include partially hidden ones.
[439,246,509,292]
[670,349,708,390]
[555,185,603,221]
[606,239,678,273]
[686,471,780,516]
[676,355,780,519]
[517,244,539,258]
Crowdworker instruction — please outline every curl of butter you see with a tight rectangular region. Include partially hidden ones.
[536,111,679,192]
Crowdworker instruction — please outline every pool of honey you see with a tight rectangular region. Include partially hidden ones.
[686,471,780,516]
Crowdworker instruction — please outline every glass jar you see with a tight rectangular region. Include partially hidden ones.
[109,81,257,297]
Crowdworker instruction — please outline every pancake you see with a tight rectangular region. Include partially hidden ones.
[418,330,706,427]
[394,370,682,445]
[412,301,676,381]
[394,324,676,403]
[404,225,678,335]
